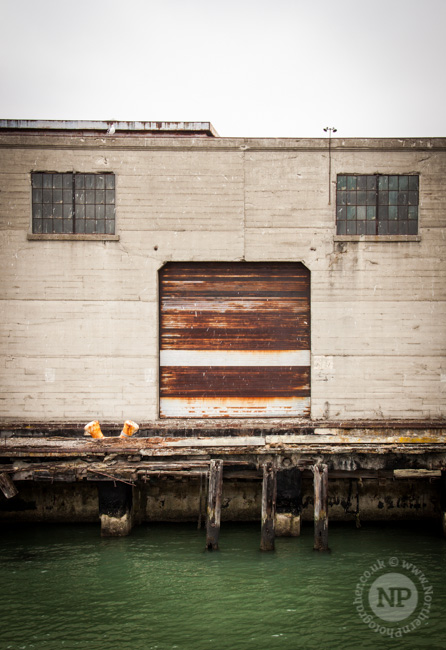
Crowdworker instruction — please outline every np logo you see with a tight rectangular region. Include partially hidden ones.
[354,558,433,638]
[369,573,418,621]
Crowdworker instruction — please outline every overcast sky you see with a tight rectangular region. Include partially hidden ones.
[1,0,445,138]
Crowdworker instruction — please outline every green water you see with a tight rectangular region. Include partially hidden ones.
[0,522,445,650]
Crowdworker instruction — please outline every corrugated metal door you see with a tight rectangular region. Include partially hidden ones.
[159,262,310,418]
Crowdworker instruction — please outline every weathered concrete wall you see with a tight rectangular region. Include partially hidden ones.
[0,478,441,523]
[0,135,445,422]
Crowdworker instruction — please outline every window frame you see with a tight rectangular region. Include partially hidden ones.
[335,173,420,240]
[29,171,119,240]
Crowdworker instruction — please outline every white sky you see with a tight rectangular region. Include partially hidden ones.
[1,0,445,138]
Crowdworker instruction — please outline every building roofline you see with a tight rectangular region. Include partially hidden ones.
[0,120,219,137]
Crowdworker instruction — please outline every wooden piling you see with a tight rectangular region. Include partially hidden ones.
[260,461,277,551]
[313,464,329,551]
[206,459,223,550]
[0,472,18,499]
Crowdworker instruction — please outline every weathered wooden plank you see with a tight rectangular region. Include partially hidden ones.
[206,459,223,550]
[260,462,277,551]
[313,464,329,551]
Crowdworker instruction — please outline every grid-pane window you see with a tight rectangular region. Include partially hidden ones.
[32,172,115,234]
[336,174,418,235]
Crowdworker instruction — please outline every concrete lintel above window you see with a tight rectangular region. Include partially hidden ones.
[27,233,120,241]
[334,235,421,243]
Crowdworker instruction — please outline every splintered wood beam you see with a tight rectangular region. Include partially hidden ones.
[206,459,223,550]
[313,464,329,551]
[0,472,18,498]
[260,462,277,551]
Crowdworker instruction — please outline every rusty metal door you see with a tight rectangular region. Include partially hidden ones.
[159,262,310,418]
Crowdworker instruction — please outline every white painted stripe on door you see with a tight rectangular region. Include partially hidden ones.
[160,396,311,418]
[160,350,310,367]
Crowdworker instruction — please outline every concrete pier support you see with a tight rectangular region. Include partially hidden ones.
[275,467,302,537]
[206,459,223,550]
[313,464,329,551]
[97,482,134,537]
[260,462,277,551]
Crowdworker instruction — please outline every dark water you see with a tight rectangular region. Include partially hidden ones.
[0,522,445,650]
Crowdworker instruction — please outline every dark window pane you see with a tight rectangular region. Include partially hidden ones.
[378,221,388,235]
[63,190,72,204]
[105,190,115,204]
[96,190,105,204]
[85,190,95,204]
[337,191,346,205]
[408,191,419,205]
[76,205,85,219]
[366,221,376,235]
[43,175,52,189]
[33,219,43,233]
[32,173,43,188]
[398,206,408,219]
[76,219,85,234]
[337,206,346,220]
[378,191,389,205]
[357,206,366,220]
[43,204,52,218]
[388,221,398,234]
[366,191,376,206]
[32,188,42,204]
[347,176,357,190]
[346,191,356,205]
[85,219,96,234]
[63,204,73,219]
[398,192,408,205]
[389,191,398,205]
[399,220,408,234]
[95,220,105,234]
[389,206,398,220]
[96,175,105,190]
[43,218,53,233]
[105,219,115,235]
[367,176,377,190]
[105,205,115,219]
[367,206,376,220]
[63,174,72,189]
[105,174,115,189]
[357,221,366,235]
[63,219,74,234]
[33,204,43,218]
[399,176,409,190]
[357,176,367,190]
[53,219,63,233]
[43,189,52,203]
[53,174,63,189]
[75,190,85,204]
[337,175,347,190]
[85,175,95,190]
[75,174,85,189]
[52,204,62,218]
[378,176,388,191]
[379,206,388,220]
[389,176,398,191]
[408,220,418,234]
[347,206,356,220]
[96,204,105,219]
[86,204,95,219]
[346,221,356,235]
[337,220,346,235]
[408,206,418,220]
[53,189,63,203]
[357,191,366,205]
[408,176,419,190]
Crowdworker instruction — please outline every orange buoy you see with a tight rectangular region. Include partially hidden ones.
[84,420,104,439]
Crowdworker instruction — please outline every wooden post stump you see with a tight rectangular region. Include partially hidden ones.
[97,482,134,537]
[260,462,277,551]
[441,470,446,537]
[276,467,302,537]
[206,459,223,550]
[0,472,18,499]
[313,464,329,551]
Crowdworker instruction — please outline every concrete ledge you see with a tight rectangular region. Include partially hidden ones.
[334,235,421,243]
[27,234,120,241]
